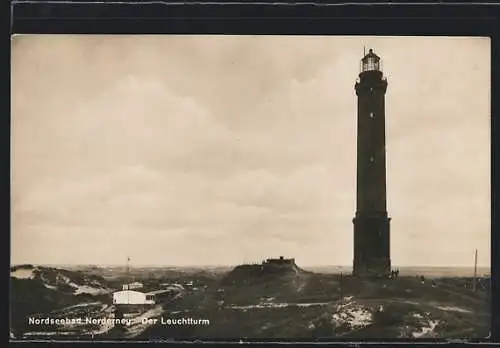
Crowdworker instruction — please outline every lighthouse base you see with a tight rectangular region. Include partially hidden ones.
[352,214,391,278]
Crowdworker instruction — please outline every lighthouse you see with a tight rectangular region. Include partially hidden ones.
[352,49,391,278]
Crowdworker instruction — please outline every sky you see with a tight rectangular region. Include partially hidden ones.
[11,35,490,268]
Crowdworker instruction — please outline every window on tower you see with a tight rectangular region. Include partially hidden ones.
[369,112,374,118]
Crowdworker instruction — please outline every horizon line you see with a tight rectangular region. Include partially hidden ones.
[10,262,491,269]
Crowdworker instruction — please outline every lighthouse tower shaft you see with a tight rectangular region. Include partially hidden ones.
[353,49,391,278]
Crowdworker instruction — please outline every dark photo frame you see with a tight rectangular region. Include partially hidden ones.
[7,1,499,347]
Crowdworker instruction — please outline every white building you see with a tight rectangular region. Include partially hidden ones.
[112,290,155,305]
[122,282,143,291]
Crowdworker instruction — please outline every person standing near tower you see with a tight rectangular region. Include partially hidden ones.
[353,49,391,278]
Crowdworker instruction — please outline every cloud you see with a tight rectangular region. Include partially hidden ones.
[11,36,490,267]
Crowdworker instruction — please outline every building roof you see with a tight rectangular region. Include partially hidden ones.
[145,289,171,295]
[113,289,145,295]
